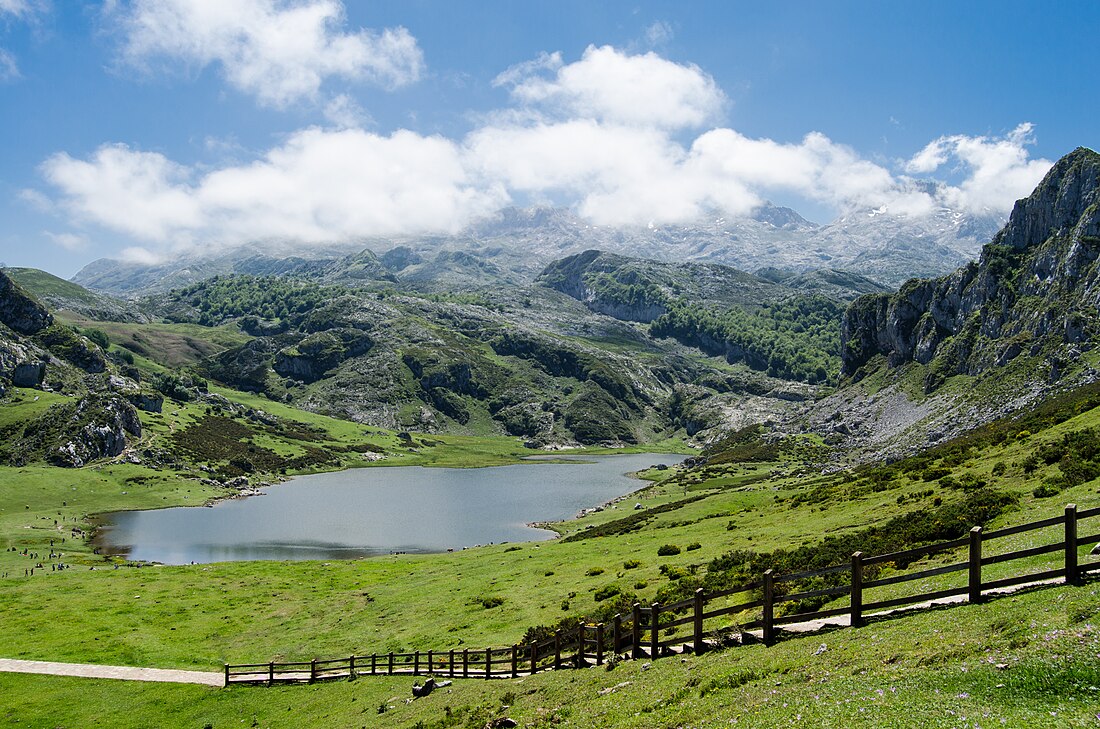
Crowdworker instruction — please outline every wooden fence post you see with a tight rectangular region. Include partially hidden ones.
[1066,503,1079,585]
[576,624,585,666]
[554,630,562,670]
[485,647,492,680]
[449,649,455,678]
[613,614,622,655]
[969,526,983,603]
[850,551,864,628]
[650,602,661,658]
[309,659,316,684]
[530,641,538,675]
[631,603,642,659]
[388,651,394,675]
[349,655,356,678]
[462,648,469,678]
[596,623,604,665]
[511,644,519,678]
[693,588,705,655]
[223,663,229,687]
[762,569,775,646]
[268,661,274,686]
[427,650,433,674]
[371,653,377,675]
[413,650,420,676]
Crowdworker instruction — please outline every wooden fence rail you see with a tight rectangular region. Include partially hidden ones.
[225,502,1100,686]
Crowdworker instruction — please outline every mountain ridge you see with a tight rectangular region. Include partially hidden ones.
[70,199,1003,297]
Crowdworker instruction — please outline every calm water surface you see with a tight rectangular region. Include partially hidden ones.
[95,453,681,564]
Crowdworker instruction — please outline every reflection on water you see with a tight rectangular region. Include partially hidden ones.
[94,453,681,564]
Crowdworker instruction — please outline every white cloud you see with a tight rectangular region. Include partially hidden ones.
[905,123,1052,213]
[323,92,370,128]
[644,21,674,47]
[37,46,1055,254]
[112,0,424,107]
[495,44,725,130]
[43,231,88,251]
[0,0,35,17]
[41,144,203,242]
[42,128,506,252]
[0,47,17,80]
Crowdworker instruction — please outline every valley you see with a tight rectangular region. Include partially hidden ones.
[1,147,1099,728]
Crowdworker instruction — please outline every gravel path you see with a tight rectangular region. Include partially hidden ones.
[0,658,223,686]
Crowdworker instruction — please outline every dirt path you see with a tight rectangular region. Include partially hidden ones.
[0,658,223,686]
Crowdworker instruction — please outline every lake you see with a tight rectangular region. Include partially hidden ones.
[94,453,682,564]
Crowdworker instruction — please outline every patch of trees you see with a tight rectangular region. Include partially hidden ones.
[164,276,345,328]
[649,295,841,384]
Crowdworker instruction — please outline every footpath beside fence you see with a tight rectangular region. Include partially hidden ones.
[225,503,1100,686]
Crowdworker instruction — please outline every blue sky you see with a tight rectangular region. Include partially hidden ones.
[0,1,1097,278]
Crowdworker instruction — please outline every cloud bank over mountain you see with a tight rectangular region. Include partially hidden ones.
[32,36,1053,263]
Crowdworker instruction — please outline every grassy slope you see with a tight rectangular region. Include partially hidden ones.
[2,376,1100,726]
[1,582,1097,728]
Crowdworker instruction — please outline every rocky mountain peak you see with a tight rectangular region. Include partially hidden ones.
[992,146,1100,252]
[840,146,1100,384]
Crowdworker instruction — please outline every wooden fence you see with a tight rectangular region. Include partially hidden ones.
[225,502,1100,686]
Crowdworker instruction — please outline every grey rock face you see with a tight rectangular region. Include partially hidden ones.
[0,270,52,335]
[12,361,45,387]
[51,396,143,467]
[841,147,1100,380]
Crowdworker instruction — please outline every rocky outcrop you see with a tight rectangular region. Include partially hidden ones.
[537,250,670,323]
[12,362,46,387]
[273,329,372,384]
[842,147,1100,382]
[0,269,52,335]
[51,396,143,467]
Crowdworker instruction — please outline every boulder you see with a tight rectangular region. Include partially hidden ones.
[12,361,45,388]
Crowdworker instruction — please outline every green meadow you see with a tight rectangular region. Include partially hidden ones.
[2,379,1100,727]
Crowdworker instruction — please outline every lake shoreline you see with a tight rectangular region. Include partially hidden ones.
[94,453,684,564]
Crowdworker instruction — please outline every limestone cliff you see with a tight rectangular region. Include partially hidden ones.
[841,147,1100,386]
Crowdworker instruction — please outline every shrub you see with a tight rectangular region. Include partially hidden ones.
[83,328,110,349]
[1033,482,1062,498]
[585,567,605,576]
[594,584,622,602]
[686,542,702,551]
[657,544,681,557]
[622,559,642,570]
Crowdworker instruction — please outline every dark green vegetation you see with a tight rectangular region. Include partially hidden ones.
[540,250,863,384]
[650,295,841,383]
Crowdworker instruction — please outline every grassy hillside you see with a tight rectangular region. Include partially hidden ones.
[1,376,1100,726]
[2,580,1096,727]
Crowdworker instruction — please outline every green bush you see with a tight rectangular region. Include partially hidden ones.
[593,584,622,602]
[657,544,681,557]
[686,542,702,551]
[83,328,109,349]
[622,559,642,569]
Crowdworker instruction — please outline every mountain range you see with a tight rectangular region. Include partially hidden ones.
[71,199,1003,297]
